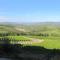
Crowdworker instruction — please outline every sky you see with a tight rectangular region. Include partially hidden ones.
[0,0,60,23]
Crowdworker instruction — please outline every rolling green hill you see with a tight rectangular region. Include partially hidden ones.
[0,22,60,49]
[0,22,60,37]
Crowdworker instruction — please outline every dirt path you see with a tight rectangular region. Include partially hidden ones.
[31,38,44,43]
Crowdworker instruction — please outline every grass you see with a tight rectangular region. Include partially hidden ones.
[7,36,31,41]
[32,39,60,49]
[29,36,60,40]
[1,35,60,49]
[29,36,60,49]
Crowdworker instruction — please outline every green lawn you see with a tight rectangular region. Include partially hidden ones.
[32,40,60,49]
[30,36,60,49]
[7,36,31,41]
[6,36,60,49]
[29,36,60,40]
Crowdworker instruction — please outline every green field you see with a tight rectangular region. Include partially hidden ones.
[6,36,60,49]
[0,23,60,49]
[7,36,31,41]
[29,36,60,49]
[32,39,60,49]
[39,40,60,49]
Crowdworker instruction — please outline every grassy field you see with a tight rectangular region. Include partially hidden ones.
[7,36,31,41]
[29,36,60,49]
[6,36,60,49]
[0,35,60,49]
[0,23,60,49]
[32,39,60,49]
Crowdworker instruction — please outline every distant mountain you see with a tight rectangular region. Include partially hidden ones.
[0,22,60,25]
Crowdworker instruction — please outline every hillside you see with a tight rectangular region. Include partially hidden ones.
[0,22,60,36]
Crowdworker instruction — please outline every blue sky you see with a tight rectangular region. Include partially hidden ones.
[0,0,60,22]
